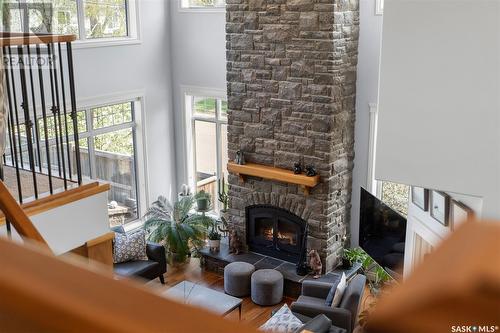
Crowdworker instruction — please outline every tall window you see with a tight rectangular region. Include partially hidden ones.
[1,0,136,41]
[180,0,225,9]
[81,101,142,226]
[36,100,142,226]
[186,94,228,213]
[376,0,384,15]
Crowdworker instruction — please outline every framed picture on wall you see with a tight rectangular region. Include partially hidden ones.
[430,191,450,226]
[450,200,474,230]
[411,187,429,211]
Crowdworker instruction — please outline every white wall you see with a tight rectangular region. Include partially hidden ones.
[168,0,227,187]
[375,0,500,218]
[404,190,482,277]
[350,0,384,246]
[73,0,176,205]
[0,192,110,255]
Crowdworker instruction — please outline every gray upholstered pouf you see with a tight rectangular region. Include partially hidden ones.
[251,269,284,306]
[224,261,255,297]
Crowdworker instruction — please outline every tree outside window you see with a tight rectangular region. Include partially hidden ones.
[181,0,225,9]
[380,181,409,217]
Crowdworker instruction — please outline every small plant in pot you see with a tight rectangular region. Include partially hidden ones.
[208,229,222,252]
[194,190,211,211]
[342,247,366,269]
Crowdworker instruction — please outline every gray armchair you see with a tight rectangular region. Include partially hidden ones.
[291,274,366,333]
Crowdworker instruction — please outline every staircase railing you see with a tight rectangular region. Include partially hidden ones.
[0,32,82,207]
[0,179,49,249]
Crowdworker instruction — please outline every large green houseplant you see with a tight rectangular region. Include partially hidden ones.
[144,196,211,263]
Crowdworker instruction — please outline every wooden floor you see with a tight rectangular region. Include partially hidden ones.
[146,257,294,328]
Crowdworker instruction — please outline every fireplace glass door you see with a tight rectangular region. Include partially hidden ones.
[246,205,306,263]
[276,218,300,255]
[254,217,274,245]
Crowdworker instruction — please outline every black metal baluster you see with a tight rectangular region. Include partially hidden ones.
[4,47,23,202]
[18,45,38,199]
[66,42,82,185]
[5,218,12,238]
[58,42,72,181]
[7,47,24,170]
[50,43,67,189]
[3,47,15,168]
[36,44,53,194]
[47,43,62,178]
[6,113,15,168]
[27,44,42,173]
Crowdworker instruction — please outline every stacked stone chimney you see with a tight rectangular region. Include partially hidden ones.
[225,0,359,271]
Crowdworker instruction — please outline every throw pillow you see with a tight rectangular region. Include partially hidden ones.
[113,229,148,264]
[295,314,332,333]
[331,273,347,308]
[324,275,341,306]
[260,304,303,333]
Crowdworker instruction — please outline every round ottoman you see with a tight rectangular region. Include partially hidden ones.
[251,269,284,306]
[224,262,255,297]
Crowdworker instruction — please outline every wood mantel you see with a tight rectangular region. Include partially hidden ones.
[227,162,320,195]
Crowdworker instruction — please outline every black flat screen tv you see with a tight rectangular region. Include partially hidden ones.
[359,187,407,275]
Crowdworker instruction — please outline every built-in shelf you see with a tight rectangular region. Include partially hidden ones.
[227,162,320,196]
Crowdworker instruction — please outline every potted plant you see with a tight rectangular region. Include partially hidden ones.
[194,190,211,211]
[342,247,364,269]
[178,184,192,201]
[144,196,209,263]
[342,248,353,269]
[207,229,222,252]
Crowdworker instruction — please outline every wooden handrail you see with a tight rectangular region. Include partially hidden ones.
[0,182,110,226]
[0,238,258,333]
[0,32,76,46]
[0,181,49,249]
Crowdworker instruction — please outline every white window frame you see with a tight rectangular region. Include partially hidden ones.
[178,0,225,13]
[367,103,382,198]
[375,0,384,15]
[76,92,149,224]
[182,86,227,212]
[74,0,141,49]
[3,0,141,48]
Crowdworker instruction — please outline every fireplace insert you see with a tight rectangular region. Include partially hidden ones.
[246,205,307,264]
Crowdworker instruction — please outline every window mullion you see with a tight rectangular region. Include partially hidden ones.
[191,118,198,194]
[215,112,222,212]
[85,108,96,178]
[76,0,86,40]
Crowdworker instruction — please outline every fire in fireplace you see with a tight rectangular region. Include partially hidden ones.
[246,205,307,264]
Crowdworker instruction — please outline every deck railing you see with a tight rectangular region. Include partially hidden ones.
[0,32,82,205]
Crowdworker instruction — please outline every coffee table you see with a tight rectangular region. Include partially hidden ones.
[163,280,243,319]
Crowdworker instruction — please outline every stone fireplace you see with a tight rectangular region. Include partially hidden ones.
[226,0,360,272]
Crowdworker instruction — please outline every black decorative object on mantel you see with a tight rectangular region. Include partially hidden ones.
[293,162,302,174]
[305,165,317,177]
[235,150,246,165]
